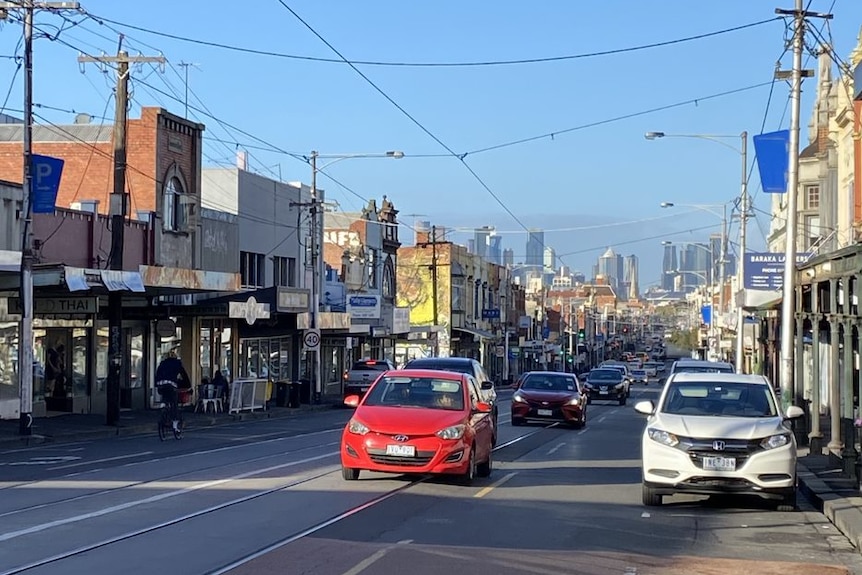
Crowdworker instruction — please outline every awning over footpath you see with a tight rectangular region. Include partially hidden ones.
[453,326,496,340]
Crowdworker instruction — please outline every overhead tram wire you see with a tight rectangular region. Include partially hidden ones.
[80,10,781,68]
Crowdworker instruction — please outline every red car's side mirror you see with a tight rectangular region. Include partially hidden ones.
[474,401,492,413]
[344,395,360,408]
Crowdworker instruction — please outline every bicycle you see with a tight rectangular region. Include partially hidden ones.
[158,401,184,441]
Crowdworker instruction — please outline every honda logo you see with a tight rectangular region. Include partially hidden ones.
[712,440,726,451]
[393,435,409,442]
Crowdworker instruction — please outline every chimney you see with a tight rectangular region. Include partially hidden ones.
[236,150,249,170]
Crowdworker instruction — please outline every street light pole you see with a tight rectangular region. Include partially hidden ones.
[735,131,749,373]
[304,150,404,402]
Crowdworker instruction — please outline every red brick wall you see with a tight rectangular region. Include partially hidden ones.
[0,107,202,219]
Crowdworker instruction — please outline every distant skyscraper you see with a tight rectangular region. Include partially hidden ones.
[597,247,624,290]
[488,232,502,265]
[543,246,556,270]
[624,254,639,300]
[661,244,677,291]
[474,226,493,259]
[467,239,476,254]
[503,248,514,267]
[572,270,586,284]
[526,228,544,266]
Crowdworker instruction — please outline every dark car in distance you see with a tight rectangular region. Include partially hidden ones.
[583,368,627,405]
[511,371,586,428]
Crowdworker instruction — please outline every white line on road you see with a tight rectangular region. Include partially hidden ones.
[577,429,588,435]
[598,416,607,423]
[641,512,650,518]
[474,472,517,499]
[340,540,413,575]
[0,451,338,544]
[48,451,154,471]
[547,442,566,455]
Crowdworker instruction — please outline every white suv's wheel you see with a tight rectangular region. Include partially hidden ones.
[642,484,663,506]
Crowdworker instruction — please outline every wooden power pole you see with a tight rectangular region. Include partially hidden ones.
[78,42,164,426]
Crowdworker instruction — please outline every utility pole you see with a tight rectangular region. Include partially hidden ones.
[430,225,439,356]
[310,151,321,403]
[177,61,199,118]
[775,2,829,406]
[0,0,80,435]
[78,42,165,426]
[735,131,748,373]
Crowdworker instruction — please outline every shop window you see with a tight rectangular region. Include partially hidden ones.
[0,323,18,404]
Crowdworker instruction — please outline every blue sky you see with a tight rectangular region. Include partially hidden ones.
[0,0,859,287]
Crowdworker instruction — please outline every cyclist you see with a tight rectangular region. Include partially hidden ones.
[156,350,191,431]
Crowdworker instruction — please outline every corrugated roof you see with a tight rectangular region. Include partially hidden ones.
[0,123,112,143]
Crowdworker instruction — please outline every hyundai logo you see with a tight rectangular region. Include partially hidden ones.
[712,440,726,451]
[393,435,409,442]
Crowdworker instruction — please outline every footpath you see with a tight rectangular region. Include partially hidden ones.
[798,448,862,552]
[0,401,341,448]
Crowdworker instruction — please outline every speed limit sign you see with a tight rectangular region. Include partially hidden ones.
[303,329,321,350]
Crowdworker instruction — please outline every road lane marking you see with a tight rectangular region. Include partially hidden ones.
[340,540,412,575]
[474,472,517,498]
[0,451,337,544]
[208,480,421,575]
[547,442,566,455]
[577,429,588,435]
[598,416,607,423]
[48,451,154,470]
[641,512,650,518]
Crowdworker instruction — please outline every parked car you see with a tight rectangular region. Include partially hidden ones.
[511,371,587,428]
[583,368,627,405]
[635,373,804,510]
[404,357,498,433]
[340,369,494,483]
[342,358,396,399]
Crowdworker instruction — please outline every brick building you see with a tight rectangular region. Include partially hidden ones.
[0,108,204,268]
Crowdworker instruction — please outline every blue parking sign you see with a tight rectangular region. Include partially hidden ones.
[31,154,65,213]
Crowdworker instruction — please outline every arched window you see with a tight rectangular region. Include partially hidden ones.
[163,176,185,231]
[382,257,396,299]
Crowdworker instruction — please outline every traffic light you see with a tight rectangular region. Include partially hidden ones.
[623,326,629,334]
[578,328,586,342]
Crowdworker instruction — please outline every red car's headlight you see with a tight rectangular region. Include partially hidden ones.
[347,419,370,435]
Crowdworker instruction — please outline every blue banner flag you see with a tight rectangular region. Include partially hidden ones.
[31,154,65,213]
[753,130,789,194]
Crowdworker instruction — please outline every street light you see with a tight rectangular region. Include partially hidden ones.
[648,130,748,373]
[306,150,404,403]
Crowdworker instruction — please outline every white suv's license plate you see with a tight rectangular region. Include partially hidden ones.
[537,409,553,416]
[703,456,736,471]
[386,444,415,457]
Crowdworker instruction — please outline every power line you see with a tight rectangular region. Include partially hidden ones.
[466,82,774,156]
[81,10,781,68]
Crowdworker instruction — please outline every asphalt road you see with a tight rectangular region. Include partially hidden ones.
[0,383,861,575]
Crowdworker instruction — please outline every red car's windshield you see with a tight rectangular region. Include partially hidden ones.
[363,376,465,411]
[520,374,576,392]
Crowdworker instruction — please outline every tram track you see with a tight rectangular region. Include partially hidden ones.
[0,421,559,575]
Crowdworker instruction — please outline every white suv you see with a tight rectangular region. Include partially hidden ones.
[634,373,804,510]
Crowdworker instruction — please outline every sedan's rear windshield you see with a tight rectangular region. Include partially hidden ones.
[674,365,734,374]
[364,376,465,411]
[350,361,389,371]
[588,370,622,381]
[405,361,471,375]
[661,382,777,417]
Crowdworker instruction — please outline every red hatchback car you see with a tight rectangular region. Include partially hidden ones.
[341,369,494,484]
[511,371,587,428]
